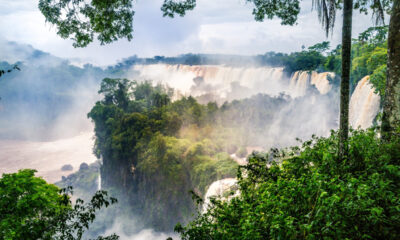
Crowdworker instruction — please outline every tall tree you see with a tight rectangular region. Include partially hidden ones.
[382,0,400,140]
[339,0,353,159]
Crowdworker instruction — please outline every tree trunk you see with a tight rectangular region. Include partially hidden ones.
[339,0,353,160]
[382,0,400,140]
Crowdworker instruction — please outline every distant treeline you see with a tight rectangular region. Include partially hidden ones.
[108,26,388,95]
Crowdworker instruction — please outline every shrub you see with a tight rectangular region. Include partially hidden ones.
[0,169,118,240]
[176,129,400,239]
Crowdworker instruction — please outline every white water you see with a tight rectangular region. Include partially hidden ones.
[202,178,238,212]
[289,71,334,97]
[132,64,288,102]
[204,75,381,210]
[349,76,381,129]
[191,67,380,205]
[0,132,96,183]
[132,64,338,103]
[310,72,334,94]
[288,69,381,131]
[98,173,101,190]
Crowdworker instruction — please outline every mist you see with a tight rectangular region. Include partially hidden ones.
[0,42,380,238]
[129,64,340,150]
[0,41,103,181]
[0,42,106,140]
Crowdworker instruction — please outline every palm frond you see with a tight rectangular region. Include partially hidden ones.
[312,0,338,36]
[371,0,386,25]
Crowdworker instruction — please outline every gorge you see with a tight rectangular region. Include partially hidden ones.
[0,41,384,237]
[85,63,381,234]
[0,62,381,234]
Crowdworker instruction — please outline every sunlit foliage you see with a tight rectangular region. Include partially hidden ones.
[176,129,400,239]
[0,169,118,240]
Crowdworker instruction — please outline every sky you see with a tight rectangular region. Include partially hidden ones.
[0,0,381,66]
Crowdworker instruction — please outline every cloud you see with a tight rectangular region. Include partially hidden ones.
[0,0,378,65]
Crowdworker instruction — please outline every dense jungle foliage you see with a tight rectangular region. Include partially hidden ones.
[87,77,337,231]
[0,170,118,239]
[0,24,394,237]
[176,129,400,239]
[88,79,238,230]
[325,26,388,95]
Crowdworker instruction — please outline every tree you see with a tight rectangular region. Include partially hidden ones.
[338,0,353,160]
[98,78,133,111]
[308,41,330,54]
[38,0,134,48]
[382,0,400,140]
[38,0,301,48]
[0,169,118,240]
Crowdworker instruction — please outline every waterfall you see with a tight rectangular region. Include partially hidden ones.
[133,64,381,130]
[289,71,335,97]
[202,178,238,212]
[132,65,339,101]
[349,76,380,129]
[97,173,101,191]
[132,64,288,102]
[289,71,310,97]
[310,72,334,94]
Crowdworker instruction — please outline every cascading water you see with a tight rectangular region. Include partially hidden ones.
[349,76,381,129]
[310,72,334,94]
[202,178,238,212]
[132,64,288,102]
[132,65,339,101]
[288,71,379,129]
[289,71,310,97]
[201,73,381,213]
[98,173,101,191]
[289,71,335,97]
[133,64,383,131]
